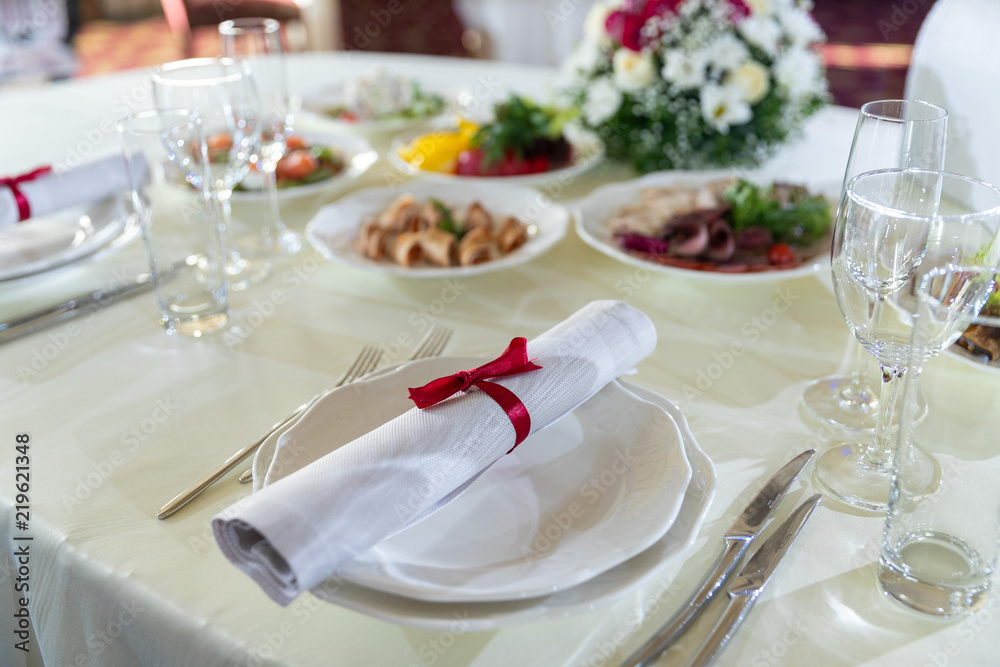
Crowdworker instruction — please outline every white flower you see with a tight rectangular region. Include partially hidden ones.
[725,60,770,104]
[745,0,777,15]
[583,77,623,125]
[774,47,821,97]
[705,33,749,73]
[584,1,617,41]
[661,49,708,90]
[613,49,656,92]
[562,39,603,77]
[738,15,782,55]
[779,6,824,46]
[700,81,753,133]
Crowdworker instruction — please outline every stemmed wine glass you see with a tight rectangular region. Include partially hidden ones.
[219,18,302,255]
[817,168,1000,511]
[151,57,271,289]
[802,100,948,431]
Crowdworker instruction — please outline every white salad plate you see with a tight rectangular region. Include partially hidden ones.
[253,357,715,629]
[0,194,138,282]
[304,182,569,278]
[574,170,831,284]
[230,132,377,203]
[388,125,603,188]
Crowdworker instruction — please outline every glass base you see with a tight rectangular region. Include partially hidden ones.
[801,375,930,433]
[226,255,272,291]
[814,443,941,513]
[878,532,991,617]
[240,228,303,256]
[163,310,229,337]
[802,375,879,431]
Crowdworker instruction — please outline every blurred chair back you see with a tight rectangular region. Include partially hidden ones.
[159,0,303,56]
[905,0,1000,190]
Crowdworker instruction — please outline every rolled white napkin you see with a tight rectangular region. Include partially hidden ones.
[212,300,657,605]
[0,153,144,227]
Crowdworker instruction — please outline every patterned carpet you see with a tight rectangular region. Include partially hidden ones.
[68,1,929,108]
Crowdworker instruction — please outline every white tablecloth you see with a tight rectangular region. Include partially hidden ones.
[1,52,997,667]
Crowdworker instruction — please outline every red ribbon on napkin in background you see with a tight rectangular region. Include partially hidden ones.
[408,337,542,453]
[1,166,52,222]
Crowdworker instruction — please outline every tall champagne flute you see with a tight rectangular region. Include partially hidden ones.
[219,18,302,255]
[151,57,271,289]
[802,100,948,431]
[817,168,1000,511]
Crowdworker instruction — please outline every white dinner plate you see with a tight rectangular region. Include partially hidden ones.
[0,194,138,282]
[254,355,692,603]
[230,132,377,203]
[252,360,715,629]
[304,182,569,278]
[574,170,832,284]
[387,126,603,187]
[297,90,450,136]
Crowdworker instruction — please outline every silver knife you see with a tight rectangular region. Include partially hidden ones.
[0,261,183,346]
[687,493,822,667]
[621,449,815,667]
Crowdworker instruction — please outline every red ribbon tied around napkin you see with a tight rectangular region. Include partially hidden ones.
[407,337,542,453]
[1,166,51,222]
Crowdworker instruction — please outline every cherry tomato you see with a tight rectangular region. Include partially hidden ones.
[767,242,797,266]
[456,149,484,176]
[207,133,233,151]
[276,149,319,181]
[285,135,307,150]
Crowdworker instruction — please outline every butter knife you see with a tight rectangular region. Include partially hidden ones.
[621,449,815,667]
[687,493,822,667]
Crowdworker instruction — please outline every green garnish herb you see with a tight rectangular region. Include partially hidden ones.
[471,95,575,166]
[724,179,832,246]
[431,199,463,238]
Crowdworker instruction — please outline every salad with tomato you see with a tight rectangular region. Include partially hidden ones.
[396,96,576,178]
[216,134,345,191]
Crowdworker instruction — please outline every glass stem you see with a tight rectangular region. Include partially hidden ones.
[261,159,286,241]
[839,337,878,411]
[863,364,906,472]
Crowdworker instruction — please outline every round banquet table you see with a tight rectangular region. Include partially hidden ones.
[1,52,997,667]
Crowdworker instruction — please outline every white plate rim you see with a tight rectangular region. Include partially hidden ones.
[252,366,715,630]
[387,126,604,187]
[0,194,139,282]
[304,182,569,278]
[573,169,831,284]
[229,132,378,203]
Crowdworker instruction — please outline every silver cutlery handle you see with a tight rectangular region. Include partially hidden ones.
[622,538,748,667]
[686,593,758,667]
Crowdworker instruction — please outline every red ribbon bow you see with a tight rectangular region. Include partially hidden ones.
[1,166,51,222]
[407,337,542,453]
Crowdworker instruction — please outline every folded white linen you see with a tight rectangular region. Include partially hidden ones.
[0,153,143,227]
[212,300,657,605]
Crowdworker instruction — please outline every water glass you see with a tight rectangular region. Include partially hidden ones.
[117,109,230,336]
[879,264,1000,616]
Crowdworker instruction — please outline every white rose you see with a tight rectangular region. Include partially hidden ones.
[584,1,617,41]
[562,39,603,76]
[661,49,708,90]
[745,0,777,15]
[738,15,782,55]
[725,60,770,104]
[700,81,753,134]
[775,47,821,97]
[583,77,623,125]
[612,49,656,92]
[706,33,749,73]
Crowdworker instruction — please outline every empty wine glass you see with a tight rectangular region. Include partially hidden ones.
[817,168,1000,511]
[219,18,302,255]
[802,100,948,432]
[152,57,271,289]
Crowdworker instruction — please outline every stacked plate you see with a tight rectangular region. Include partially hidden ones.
[252,356,716,630]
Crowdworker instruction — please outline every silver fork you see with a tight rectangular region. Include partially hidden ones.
[235,325,454,484]
[157,343,385,519]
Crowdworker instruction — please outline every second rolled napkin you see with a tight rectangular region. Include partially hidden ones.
[213,300,657,605]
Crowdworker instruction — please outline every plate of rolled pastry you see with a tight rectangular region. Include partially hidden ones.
[305,182,569,277]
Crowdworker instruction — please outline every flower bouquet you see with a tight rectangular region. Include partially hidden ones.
[563,0,829,173]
